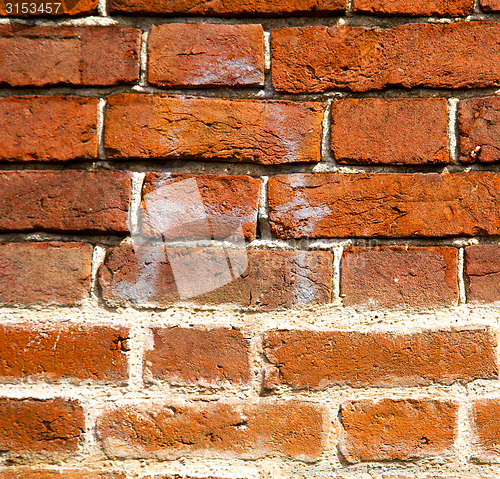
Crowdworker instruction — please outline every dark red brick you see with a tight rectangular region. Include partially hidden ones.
[352,0,473,16]
[465,245,500,303]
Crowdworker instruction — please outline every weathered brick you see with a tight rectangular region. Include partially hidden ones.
[105,94,325,165]
[98,246,332,310]
[458,97,500,164]
[0,0,98,16]
[0,324,129,383]
[0,242,92,306]
[268,173,500,238]
[145,327,250,387]
[148,24,264,87]
[272,22,500,93]
[0,470,124,479]
[0,171,131,233]
[339,399,458,463]
[141,174,261,241]
[0,96,98,162]
[0,398,84,453]
[481,0,500,11]
[109,0,345,16]
[331,98,449,165]
[352,0,473,15]
[341,247,459,307]
[472,398,500,461]
[465,245,500,303]
[97,400,324,461]
[263,328,497,389]
[0,25,140,86]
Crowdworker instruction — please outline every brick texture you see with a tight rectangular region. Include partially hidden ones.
[104,94,325,164]
[352,0,473,15]
[0,242,92,306]
[339,399,458,463]
[0,470,124,479]
[144,327,250,387]
[458,97,500,164]
[0,324,129,383]
[330,98,449,165]
[340,247,459,307]
[148,24,264,87]
[97,400,325,461]
[0,171,131,233]
[0,25,141,86]
[141,174,261,241]
[0,96,98,162]
[465,245,500,303]
[472,399,500,461]
[271,22,500,93]
[268,173,500,238]
[108,0,346,15]
[0,398,84,453]
[481,0,500,11]
[263,328,497,389]
[0,0,98,16]
[98,246,332,309]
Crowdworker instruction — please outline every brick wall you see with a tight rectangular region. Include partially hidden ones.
[2,0,500,478]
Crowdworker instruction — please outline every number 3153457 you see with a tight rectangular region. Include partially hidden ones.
[5,2,62,13]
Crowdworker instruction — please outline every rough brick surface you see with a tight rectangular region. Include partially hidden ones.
[105,94,325,165]
[141,174,261,241]
[0,398,84,453]
[0,470,124,479]
[263,328,497,389]
[458,97,500,164]
[268,173,500,238]
[0,25,140,86]
[98,246,332,309]
[465,245,500,303]
[352,0,473,15]
[109,0,345,15]
[0,324,129,383]
[144,327,250,386]
[340,247,459,307]
[0,171,131,233]
[0,242,92,306]
[481,0,500,11]
[472,399,500,461]
[97,400,324,461]
[0,0,98,16]
[0,96,98,162]
[339,399,458,463]
[148,24,264,87]
[271,22,500,93]
[330,98,449,165]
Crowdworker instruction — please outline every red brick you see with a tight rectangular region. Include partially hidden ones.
[98,246,332,310]
[0,96,97,162]
[339,399,458,463]
[458,97,500,164]
[97,399,324,461]
[0,324,129,383]
[0,171,131,233]
[109,0,345,16]
[272,22,500,93]
[105,94,325,165]
[331,98,449,165]
[0,0,98,16]
[263,328,497,389]
[481,0,500,11]
[268,173,500,238]
[0,397,84,453]
[465,245,500,303]
[0,470,124,479]
[472,398,500,461]
[141,174,261,241]
[341,247,459,307]
[148,24,264,87]
[0,25,140,87]
[0,242,92,306]
[145,327,250,387]
[352,0,473,15]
